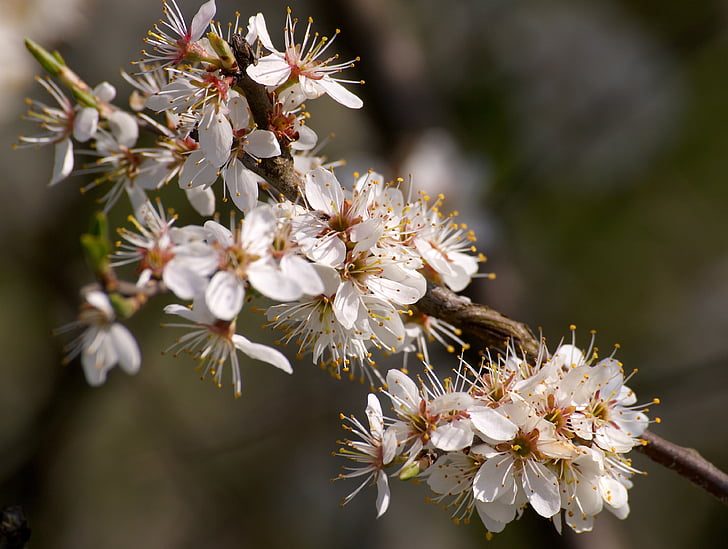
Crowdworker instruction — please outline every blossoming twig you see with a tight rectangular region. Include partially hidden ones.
[221,41,728,503]
[17,2,727,540]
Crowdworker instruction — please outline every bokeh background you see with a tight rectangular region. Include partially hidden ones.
[1,0,726,547]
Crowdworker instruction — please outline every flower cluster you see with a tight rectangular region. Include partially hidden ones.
[336,334,657,534]
[18,1,661,540]
[24,1,483,396]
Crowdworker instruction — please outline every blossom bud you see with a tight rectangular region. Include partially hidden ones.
[108,293,140,319]
[206,32,238,71]
[24,39,99,109]
[398,461,422,481]
[80,212,111,278]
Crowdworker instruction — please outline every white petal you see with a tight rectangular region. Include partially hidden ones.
[277,84,307,110]
[317,77,363,109]
[299,76,324,100]
[248,264,304,302]
[190,0,217,42]
[107,111,138,147]
[469,407,518,442]
[523,461,561,518]
[333,280,360,329]
[223,159,259,212]
[93,81,116,102]
[350,218,383,254]
[290,123,317,151]
[81,351,110,386]
[473,454,515,503]
[50,138,74,185]
[442,261,476,292]
[185,185,216,216]
[249,13,276,51]
[375,473,390,518]
[244,129,281,158]
[430,420,473,452]
[308,233,347,267]
[474,500,518,533]
[163,262,209,300]
[205,271,245,321]
[595,425,638,453]
[164,303,198,322]
[136,156,174,190]
[246,55,291,87]
[385,369,420,412]
[199,105,232,168]
[427,456,470,495]
[381,429,398,465]
[304,167,343,214]
[85,291,114,317]
[227,91,250,131]
[110,323,141,374]
[203,220,234,247]
[126,184,149,220]
[233,334,292,374]
[73,107,99,142]
[365,394,384,436]
[366,275,424,306]
[179,150,218,188]
[240,206,276,250]
[280,255,324,295]
[145,78,197,112]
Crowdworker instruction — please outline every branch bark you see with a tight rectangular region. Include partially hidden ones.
[637,430,728,504]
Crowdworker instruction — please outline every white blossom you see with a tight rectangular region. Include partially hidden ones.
[163,297,292,397]
[247,11,363,109]
[335,394,398,517]
[57,291,141,386]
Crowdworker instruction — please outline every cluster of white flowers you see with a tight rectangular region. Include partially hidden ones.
[18,0,658,538]
[337,334,657,534]
[20,1,482,393]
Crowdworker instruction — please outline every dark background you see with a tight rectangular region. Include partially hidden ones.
[1,0,726,547]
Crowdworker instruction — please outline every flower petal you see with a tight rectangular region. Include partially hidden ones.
[110,323,141,374]
[190,0,217,42]
[223,159,259,212]
[244,129,281,158]
[317,77,363,109]
[233,334,292,374]
[184,185,216,216]
[304,167,343,215]
[205,271,244,321]
[375,473,390,518]
[50,138,74,185]
[246,55,291,87]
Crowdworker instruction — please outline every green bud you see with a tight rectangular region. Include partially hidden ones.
[25,38,100,110]
[25,39,64,77]
[206,32,238,71]
[398,461,422,481]
[70,88,100,110]
[108,293,137,319]
[80,212,112,277]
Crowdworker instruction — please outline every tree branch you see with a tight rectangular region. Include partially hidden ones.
[637,430,728,504]
[417,281,541,357]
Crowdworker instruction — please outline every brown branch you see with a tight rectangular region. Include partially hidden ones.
[417,281,541,357]
[637,430,728,504]
[230,33,302,204]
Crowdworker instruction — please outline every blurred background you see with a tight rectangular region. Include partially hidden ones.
[1,0,726,547]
